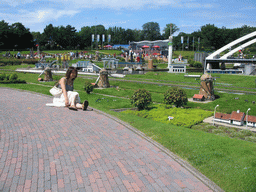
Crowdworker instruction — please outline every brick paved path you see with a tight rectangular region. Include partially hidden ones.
[0,88,221,192]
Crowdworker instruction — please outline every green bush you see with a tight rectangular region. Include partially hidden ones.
[245,136,256,142]
[164,87,188,107]
[130,89,152,110]
[5,74,10,80]
[193,61,202,68]
[9,73,18,80]
[188,59,195,67]
[240,129,253,137]
[212,129,225,134]
[84,80,94,94]
[0,73,6,80]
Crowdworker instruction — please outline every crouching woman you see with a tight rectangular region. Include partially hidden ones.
[53,67,88,111]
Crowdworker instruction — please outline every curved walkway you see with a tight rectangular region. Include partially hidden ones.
[0,88,222,192]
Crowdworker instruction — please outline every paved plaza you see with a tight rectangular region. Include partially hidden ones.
[0,88,222,192]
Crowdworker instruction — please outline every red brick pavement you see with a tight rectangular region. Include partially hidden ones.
[0,88,223,192]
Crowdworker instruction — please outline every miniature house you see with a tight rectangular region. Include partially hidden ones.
[244,115,256,127]
[230,110,245,126]
[193,94,205,101]
[214,112,231,124]
[213,110,256,128]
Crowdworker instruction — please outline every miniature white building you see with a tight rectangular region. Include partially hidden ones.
[230,110,245,126]
[169,64,186,73]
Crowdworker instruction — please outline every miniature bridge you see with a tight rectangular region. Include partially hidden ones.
[205,31,256,74]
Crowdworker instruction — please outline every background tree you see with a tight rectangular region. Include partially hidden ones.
[124,29,135,44]
[42,24,58,49]
[0,20,10,49]
[78,26,92,49]
[162,23,179,39]
[200,24,221,51]
[141,22,161,41]
[10,22,33,49]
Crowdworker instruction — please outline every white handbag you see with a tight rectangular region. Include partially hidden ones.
[50,86,62,96]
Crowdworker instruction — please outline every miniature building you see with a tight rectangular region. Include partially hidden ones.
[199,73,215,100]
[244,115,256,127]
[72,61,101,73]
[102,58,119,69]
[169,64,186,73]
[193,94,205,101]
[230,110,245,126]
[214,112,231,124]
[97,68,110,88]
[44,67,53,81]
[213,110,256,127]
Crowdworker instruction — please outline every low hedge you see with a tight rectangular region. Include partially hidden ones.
[123,105,213,128]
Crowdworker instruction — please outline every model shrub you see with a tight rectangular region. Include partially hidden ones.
[123,105,213,128]
[164,87,188,107]
[188,59,195,67]
[9,73,18,80]
[245,136,256,143]
[130,89,152,110]
[193,61,202,68]
[0,73,6,80]
[84,80,94,94]
[5,74,10,80]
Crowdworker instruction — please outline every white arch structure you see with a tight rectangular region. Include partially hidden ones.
[220,38,256,59]
[206,31,256,59]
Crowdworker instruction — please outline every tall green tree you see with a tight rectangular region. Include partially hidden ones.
[42,24,59,49]
[10,22,33,49]
[141,22,161,41]
[200,24,220,51]
[0,20,10,49]
[162,23,179,39]
[78,26,92,48]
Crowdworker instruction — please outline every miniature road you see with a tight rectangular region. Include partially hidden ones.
[0,88,223,192]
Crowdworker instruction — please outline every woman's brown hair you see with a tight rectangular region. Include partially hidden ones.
[66,67,78,80]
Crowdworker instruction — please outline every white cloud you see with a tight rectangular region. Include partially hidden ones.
[0,8,80,25]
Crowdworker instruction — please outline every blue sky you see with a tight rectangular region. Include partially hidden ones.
[1,0,255,36]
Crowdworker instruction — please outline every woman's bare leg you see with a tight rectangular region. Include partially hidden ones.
[70,94,78,109]
[75,103,83,109]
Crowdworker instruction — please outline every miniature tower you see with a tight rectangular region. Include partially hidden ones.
[97,68,110,88]
[199,73,215,100]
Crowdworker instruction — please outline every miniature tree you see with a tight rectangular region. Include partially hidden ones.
[84,80,94,94]
[130,89,152,110]
[164,87,188,107]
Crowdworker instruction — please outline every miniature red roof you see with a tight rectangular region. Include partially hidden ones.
[215,112,231,120]
[193,94,204,99]
[230,111,245,121]
[244,115,256,123]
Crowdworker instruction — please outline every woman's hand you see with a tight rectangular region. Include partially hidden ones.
[65,98,69,107]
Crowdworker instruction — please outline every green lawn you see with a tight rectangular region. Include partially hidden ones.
[1,65,256,191]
